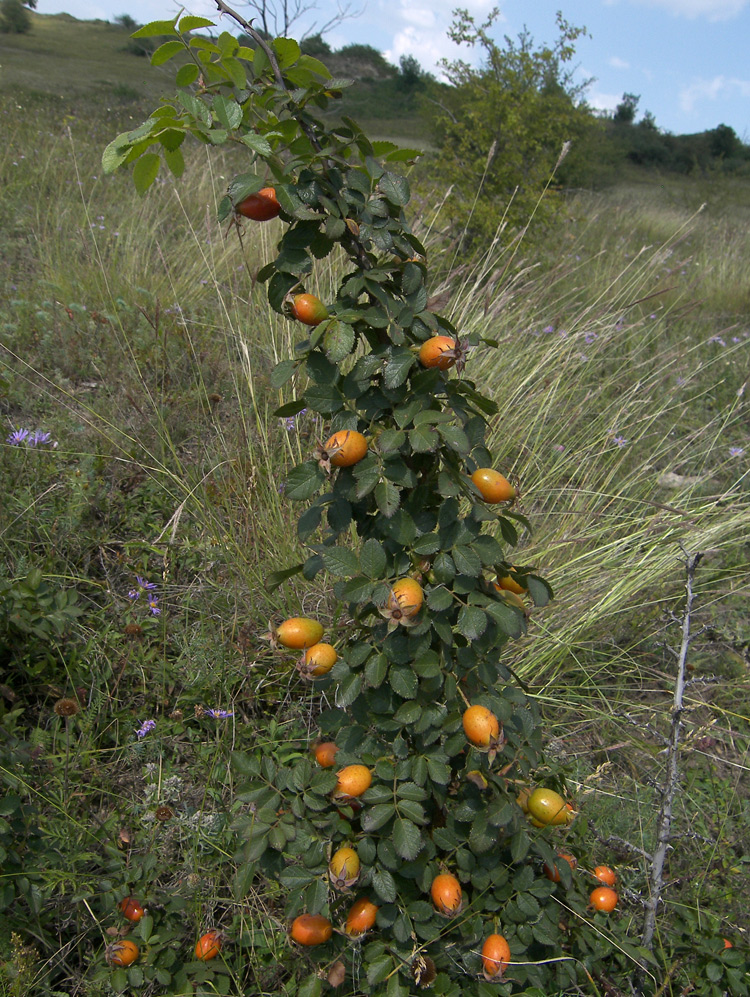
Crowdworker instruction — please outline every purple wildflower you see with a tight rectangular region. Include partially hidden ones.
[136,719,156,739]
[729,447,745,458]
[6,428,29,445]
[204,708,234,718]
[128,589,139,600]
[147,596,161,616]
[708,336,726,346]
[136,576,157,590]
[613,435,628,447]
[584,332,598,344]
[542,324,555,334]
[28,430,53,447]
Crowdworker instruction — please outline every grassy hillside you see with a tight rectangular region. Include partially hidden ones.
[0,12,183,101]
[1,51,749,997]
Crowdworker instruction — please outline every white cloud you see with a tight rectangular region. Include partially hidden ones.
[609,56,630,69]
[586,88,622,114]
[680,74,750,111]
[400,7,437,28]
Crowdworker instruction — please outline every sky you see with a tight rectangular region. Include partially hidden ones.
[34,0,750,139]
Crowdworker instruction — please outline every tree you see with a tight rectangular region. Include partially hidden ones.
[241,0,363,40]
[613,92,639,125]
[0,0,31,33]
[426,9,591,245]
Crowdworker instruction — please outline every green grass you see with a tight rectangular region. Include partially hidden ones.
[1,89,748,996]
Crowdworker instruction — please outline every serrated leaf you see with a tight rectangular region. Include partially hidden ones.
[486,601,525,638]
[365,653,388,687]
[341,576,375,604]
[298,973,323,997]
[409,424,439,452]
[393,701,421,725]
[426,757,451,784]
[389,666,417,700]
[438,424,470,454]
[132,18,178,37]
[150,40,184,66]
[457,605,487,639]
[323,321,356,363]
[384,348,415,389]
[527,575,552,606]
[336,673,362,708]
[132,153,160,195]
[452,545,482,576]
[372,869,397,903]
[375,480,400,518]
[393,817,422,860]
[213,95,243,130]
[240,132,273,156]
[426,586,452,611]
[321,546,359,576]
[361,803,396,832]
[379,172,410,206]
[270,359,297,388]
[360,538,387,579]
[285,462,325,501]
[178,14,215,31]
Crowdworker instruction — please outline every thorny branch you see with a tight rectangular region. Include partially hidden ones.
[213,0,374,271]
[635,548,703,990]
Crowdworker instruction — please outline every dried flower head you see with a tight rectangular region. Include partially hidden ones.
[123,623,143,640]
[54,697,80,718]
[155,806,173,821]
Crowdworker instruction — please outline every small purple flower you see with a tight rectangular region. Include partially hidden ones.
[584,332,598,344]
[128,589,139,600]
[28,430,53,447]
[732,336,740,343]
[676,376,687,386]
[204,708,234,718]
[148,596,161,616]
[613,435,628,447]
[708,336,726,346]
[729,447,745,458]
[136,576,158,591]
[136,719,156,739]
[6,428,29,445]
[542,324,554,334]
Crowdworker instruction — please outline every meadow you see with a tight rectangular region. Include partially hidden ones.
[0,48,749,997]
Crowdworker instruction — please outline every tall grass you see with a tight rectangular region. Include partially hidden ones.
[1,95,748,990]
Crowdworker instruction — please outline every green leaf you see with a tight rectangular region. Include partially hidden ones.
[323,321,356,363]
[132,18,178,37]
[178,14,215,31]
[438,424,470,454]
[321,547,359,577]
[393,701,421,725]
[336,673,362,707]
[175,62,200,86]
[285,462,325,501]
[163,145,185,178]
[274,398,308,417]
[132,153,160,195]
[393,817,422,860]
[457,605,487,639]
[389,666,417,699]
[409,424,439,452]
[297,974,323,997]
[265,563,304,592]
[240,132,274,157]
[270,360,297,388]
[361,803,396,832]
[213,95,243,131]
[426,756,451,784]
[150,40,184,65]
[360,538,387,579]
[375,480,400,518]
[452,545,482,576]
[384,348,415,389]
[379,172,410,206]
[367,953,394,987]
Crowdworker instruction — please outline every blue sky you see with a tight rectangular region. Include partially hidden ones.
[35,0,750,138]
